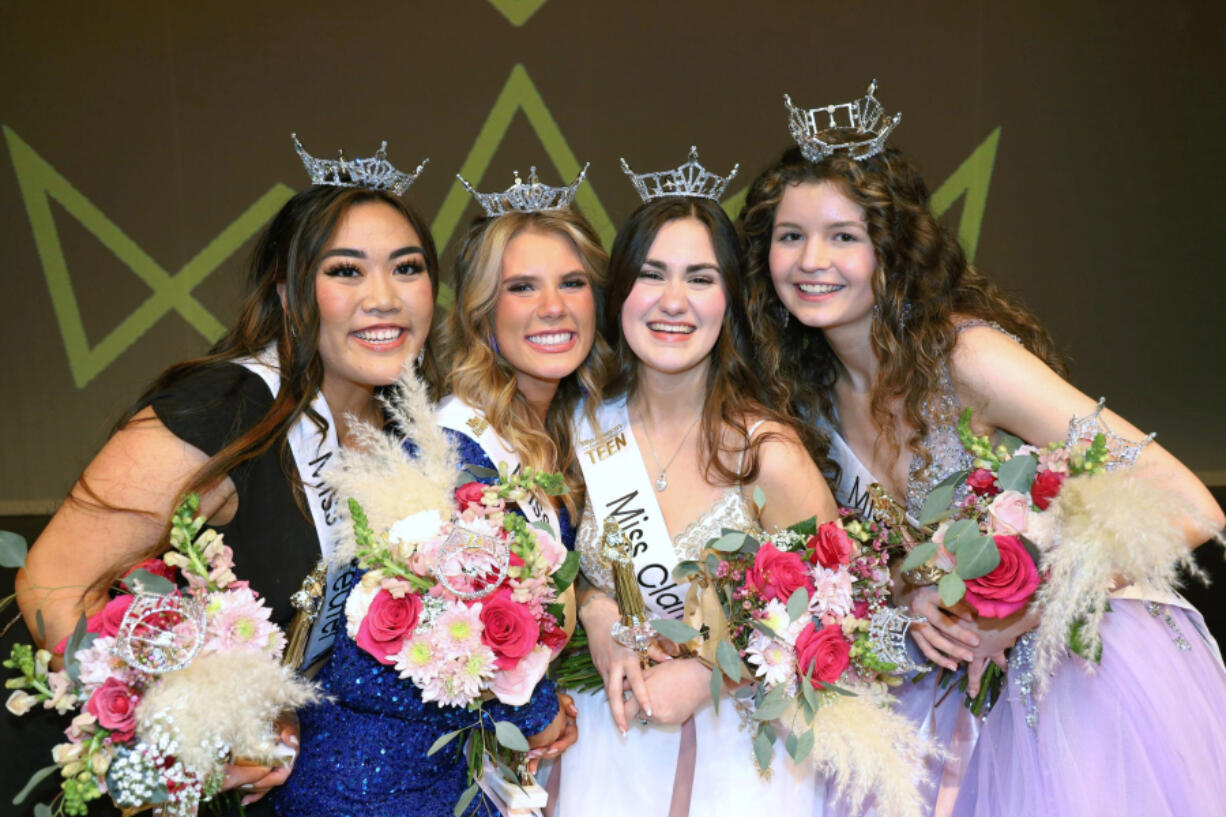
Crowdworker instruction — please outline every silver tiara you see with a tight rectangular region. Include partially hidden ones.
[783,79,902,163]
[619,146,739,203]
[292,133,428,196]
[457,164,588,216]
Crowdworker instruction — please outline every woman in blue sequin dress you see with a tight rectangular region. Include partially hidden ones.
[739,88,1226,817]
[274,205,614,816]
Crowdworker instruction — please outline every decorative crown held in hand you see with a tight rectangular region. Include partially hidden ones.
[620,146,739,203]
[783,79,901,163]
[458,164,589,216]
[601,518,655,665]
[292,133,428,195]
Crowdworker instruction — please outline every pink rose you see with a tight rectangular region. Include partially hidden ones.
[794,623,851,686]
[963,535,1040,618]
[966,468,1000,497]
[480,588,540,669]
[1030,470,1067,510]
[987,490,1030,536]
[86,678,139,743]
[808,523,853,568]
[97,595,134,638]
[455,482,487,512]
[744,543,815,603]
[355,589,422,664]
[488,644,552,705]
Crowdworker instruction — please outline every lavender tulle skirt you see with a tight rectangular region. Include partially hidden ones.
[952,598,1226,817]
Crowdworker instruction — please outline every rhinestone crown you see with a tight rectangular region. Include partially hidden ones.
[458,165,588,216]
[292,133,427,195]
[620,146,739,203]
[784,79,901,163]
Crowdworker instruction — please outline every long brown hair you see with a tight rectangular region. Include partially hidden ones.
[741,145,1066,473]
[605,197,797,485]
[440,209,615,516]
[93,186,441,516]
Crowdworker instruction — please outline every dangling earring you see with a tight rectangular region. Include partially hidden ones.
[488,333,500,356]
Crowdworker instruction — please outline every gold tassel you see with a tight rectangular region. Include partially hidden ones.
[282,561,328,671]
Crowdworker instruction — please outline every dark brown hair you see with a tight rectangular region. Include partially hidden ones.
[605,196,797,485]
[95,186,441,516]
[741,145,1066,473]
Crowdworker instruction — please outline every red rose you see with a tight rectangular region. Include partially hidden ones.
[794,623,851,686]
[455,482,487,512]
[538,613,569,654]
[1030,470,1067,510]
[122,558,178,584]
[744,543,815,603]
[87,678,139,743]
[480,588,540,669]
[966,468,1000,497]
[808,522,853,568]
[963,535,1040,618]
[355,589,422,664]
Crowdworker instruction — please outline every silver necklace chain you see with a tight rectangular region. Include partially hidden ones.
[638,408,702,492]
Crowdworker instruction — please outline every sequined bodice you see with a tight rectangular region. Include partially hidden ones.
[577,488,759,595]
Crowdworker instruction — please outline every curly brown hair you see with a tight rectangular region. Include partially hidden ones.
[740,145,1067,475]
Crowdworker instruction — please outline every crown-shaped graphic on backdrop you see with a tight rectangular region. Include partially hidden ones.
[292,133,428,195]
[619,146,739,203]
[783,79,902,163]
[458,164,589,216]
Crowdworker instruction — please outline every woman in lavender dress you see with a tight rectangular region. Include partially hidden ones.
[740,82,1226,816]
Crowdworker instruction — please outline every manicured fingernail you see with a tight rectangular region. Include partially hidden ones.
[239,784,255,791]
[645,707,653,717]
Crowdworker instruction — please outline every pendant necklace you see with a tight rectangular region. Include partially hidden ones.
[638,407,702,492]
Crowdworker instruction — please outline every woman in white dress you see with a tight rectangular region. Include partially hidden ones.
[554,159,838,816]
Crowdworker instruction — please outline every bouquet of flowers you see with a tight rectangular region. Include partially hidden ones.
[320,368,579,816]
[899,402,1209,703]
[656,508,934,817]
[5,495,320,817]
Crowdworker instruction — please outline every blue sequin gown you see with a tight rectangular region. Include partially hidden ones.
[273,433,571,817]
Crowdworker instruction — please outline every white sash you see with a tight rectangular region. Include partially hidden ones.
[435,395,561,539]
[573,398,687,619]
[236,346,356,670]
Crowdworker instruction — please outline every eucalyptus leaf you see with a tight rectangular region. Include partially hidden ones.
[711,532,749,552]
[454,783,479,817]
[752,692,789,721]
[793,729,815,763]
[63,614,90,684]
[753,727,774,772]
[427,728,463,757]
[493,720,529,752]
[800,664,819,712]
[786,587,810,622]
[651,618,701,643]
[705,553,719,576]
[121,568,175,596]
[12,764,57,805]
[955,536,1001,580]
[733,683,757,699]
[784,730,800,761]
[709,660,722,713]
[1019,535,1043,565]
[0,531,28,569]
[750,619,779,640]
[759,722,776,744]
[716,640,742,684]
[997,454,1038,494]
[943,519,979,554]
[900,541,938,572]
[529,518,555,537]
[34,805,54,817]
[753,485,767,511]
[551,551,580,593]
[818,681,857,697]
[454,471,476,486]
[918,483,957,526]
[938,572,967,607]
[464,464,499,480]
[998,432,1024,455]
[672,561,701,582]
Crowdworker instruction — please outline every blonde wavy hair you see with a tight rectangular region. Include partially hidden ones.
[440,209,616,516]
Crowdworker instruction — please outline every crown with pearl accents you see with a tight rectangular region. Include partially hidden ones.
[783,79,901,163]
[619,146,739,203]
[292,133,428,196]
[458,164,589,216]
